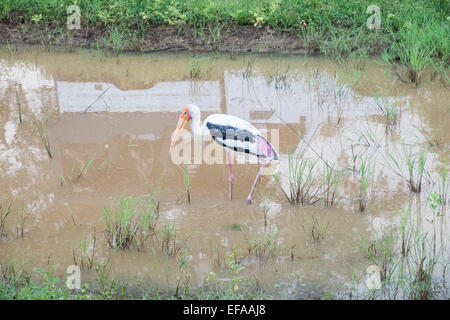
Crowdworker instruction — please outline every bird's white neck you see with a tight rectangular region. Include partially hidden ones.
[190,116,203,137]
[187,104,204,137]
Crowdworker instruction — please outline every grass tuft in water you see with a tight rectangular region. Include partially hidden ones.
[359,157,374,212]
[282,152,321,205]
[73,230,96,270]
[184,164,191,203]
[322,161,343,207]
[303,215,329,242]
[388,145,429,193]
[360,227,395,283]
[34,118,52,159]
[160,221,181,256]
[0,201,12,239]
[373,95,399,128]
[189,57,204,79]
[74,155,96,183]
[246,226,279,261]
[16,88,22,124]
[103,194,159,250]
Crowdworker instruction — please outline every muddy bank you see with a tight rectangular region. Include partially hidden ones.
[0,22,310,54]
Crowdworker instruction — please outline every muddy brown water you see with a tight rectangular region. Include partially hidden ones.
[0,47,449,299]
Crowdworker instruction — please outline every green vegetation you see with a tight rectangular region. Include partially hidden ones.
[15,88,22,124]
[282,153,320,205]
[0,201,12,239]
[388,145,429,193]
[160,220,181,256]
[303,215,329,242]
[356,207,447,300]
[1,1,448,81]
[359,157,374,212]
[245,226,280,261]
[322,161,342,207]
[183,164,191,202]
[34,117,52,159]
[103,194,159,250]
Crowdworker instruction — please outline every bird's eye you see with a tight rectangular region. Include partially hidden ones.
[184,111,187,115]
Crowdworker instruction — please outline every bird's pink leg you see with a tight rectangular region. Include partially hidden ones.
[227,150,233,200]
[247,162,266,204]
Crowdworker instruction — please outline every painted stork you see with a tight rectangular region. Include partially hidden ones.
[169,104,278,204]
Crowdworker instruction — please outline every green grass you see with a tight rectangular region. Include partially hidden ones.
[388,145,429,193]
[15,88,22,124]
[183,164,191,203]
[160,220,181,256]
[359,157,374,212]
[245,226,280,261]
[322,161,342,207]
[373,95,399,128]
[34,117,52,159]
[283,152,320,205]
[303,215,329,242]
[1,1,448,81]
[103,194,159,250]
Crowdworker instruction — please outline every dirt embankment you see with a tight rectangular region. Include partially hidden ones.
[0,19,310,54]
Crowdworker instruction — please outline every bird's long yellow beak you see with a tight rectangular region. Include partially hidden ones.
[169,116,189,155]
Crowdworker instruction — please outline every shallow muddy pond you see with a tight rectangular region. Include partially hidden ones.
[0,47,449,299]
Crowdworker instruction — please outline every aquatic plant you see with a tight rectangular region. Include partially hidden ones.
[16,88,22,124]
[160,220,181,256]
[360,227,395,282]
[280,152,321,205]
[373,95,399,128]
[0,201,12,238]
[359,157,374,212]
[34,117,52,159]
[189,57,204,79]
[246,226,279,261]
[103,195,159,250]
[388,145,429,193]
[303,215,329,242]
[73,230,97,270]
[322,161,343,207]
[73,155,96,183]
[184,164,191,203]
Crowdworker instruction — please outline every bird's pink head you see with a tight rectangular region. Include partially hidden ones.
[169,106,192,155]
